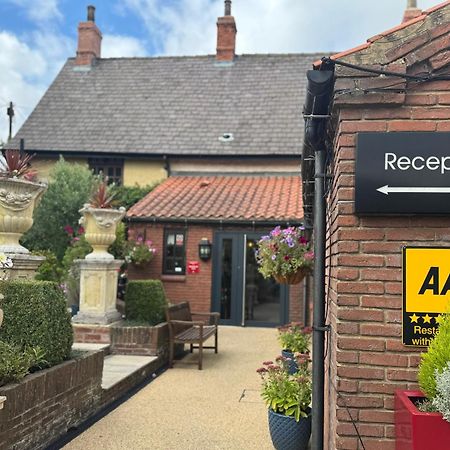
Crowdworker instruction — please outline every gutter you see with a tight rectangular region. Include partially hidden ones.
[301,61,335,450]
[126,216,303,228]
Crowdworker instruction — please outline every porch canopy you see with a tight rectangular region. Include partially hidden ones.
[127,175,303,225]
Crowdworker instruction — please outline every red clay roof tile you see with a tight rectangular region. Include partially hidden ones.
[127,176,303,222]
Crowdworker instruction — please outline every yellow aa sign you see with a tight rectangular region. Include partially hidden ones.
[404,247,450,314]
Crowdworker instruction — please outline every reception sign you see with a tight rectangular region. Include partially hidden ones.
[355,132,450,214]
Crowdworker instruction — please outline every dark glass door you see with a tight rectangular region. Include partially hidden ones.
[212,232,288,326]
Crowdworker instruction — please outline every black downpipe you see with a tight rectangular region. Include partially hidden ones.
[302,68,335,450]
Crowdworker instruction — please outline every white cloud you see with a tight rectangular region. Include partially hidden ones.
[102,34,148,58]
[123,0,441,55]
[7,0,62,23]
[0,30,71,143]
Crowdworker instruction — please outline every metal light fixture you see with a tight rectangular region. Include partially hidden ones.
[198,237,212,261]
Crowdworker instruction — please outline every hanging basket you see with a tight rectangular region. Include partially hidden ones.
[274,267,310,285]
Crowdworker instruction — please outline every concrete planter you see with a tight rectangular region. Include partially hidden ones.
[0,177,47,254]
[0,350,104,450]
[395,390,450,450]
[80,205,125,260]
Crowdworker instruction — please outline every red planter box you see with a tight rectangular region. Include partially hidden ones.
[395,390,450,450]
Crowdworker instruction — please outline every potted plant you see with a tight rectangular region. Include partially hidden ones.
[125,237,157,266]
[278,323,312,374]
[0,149,47,254]
[255,226,314,284]
[80,179,125,260]
[257,355,312,450]
[395,313,450,450]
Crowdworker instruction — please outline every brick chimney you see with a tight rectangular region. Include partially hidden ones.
[76,5,102,66]
[402,0,422,23]
[216,0,237,62]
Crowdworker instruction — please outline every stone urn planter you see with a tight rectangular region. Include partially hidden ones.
[0,177,47,254]
[80,204,126,260]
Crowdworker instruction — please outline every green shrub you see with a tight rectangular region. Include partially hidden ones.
[125,280,167,325]
[0,280,73,367]
[109,221,127,260]
[34,250,65,283]
[0,342,46,386]
[111,184,156,210]
[419,313,450,399]
[22,158,95,259]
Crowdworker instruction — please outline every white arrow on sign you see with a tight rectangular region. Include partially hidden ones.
[377,185,450,195]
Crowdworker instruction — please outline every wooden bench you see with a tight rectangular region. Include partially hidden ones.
[165,302,219,370]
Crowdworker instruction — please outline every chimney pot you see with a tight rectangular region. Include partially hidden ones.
[87,5,95,22]
[224,0,231,16]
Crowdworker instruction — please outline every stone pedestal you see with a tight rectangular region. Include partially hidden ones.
[72,259,123,325]
[5,253,45,280]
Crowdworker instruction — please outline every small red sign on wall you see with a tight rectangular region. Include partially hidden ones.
[187,261,200,274]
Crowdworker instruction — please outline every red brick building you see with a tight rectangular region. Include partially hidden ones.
[302,2,450,448]
[127,175,306,326]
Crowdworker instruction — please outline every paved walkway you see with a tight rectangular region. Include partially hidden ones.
[64,326,280,450]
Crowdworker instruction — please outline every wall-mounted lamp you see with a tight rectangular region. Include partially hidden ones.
[198,237,212,261]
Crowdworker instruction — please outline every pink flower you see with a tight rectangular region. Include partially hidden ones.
[64,225,74,235]
[256,367,268,374]
[304,251,314,261]
[263,360,274,366]
[137,236,144,243]
[77,226,85,235]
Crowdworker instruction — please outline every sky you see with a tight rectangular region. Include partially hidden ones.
[0,0,442,143]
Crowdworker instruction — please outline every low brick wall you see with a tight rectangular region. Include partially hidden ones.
[110,322,169,356]
[73,323,114,344]
[0,351,103,450]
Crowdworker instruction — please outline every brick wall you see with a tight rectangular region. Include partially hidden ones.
[0,351,103,450]
[326,82,450,449]
[128,223,304,323]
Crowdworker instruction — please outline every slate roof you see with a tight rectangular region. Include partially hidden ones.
[127,175,303,222]
[11,54,323,156]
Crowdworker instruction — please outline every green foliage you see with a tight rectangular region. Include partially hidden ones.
[419,313,450,399]
[278,324,312,353]
[22,158,95,259]
[35,250,65,283]
[109,221,127,260]
[258,357,312,421]
[432,361,450,422]
[62,236,92,270]
[0,342,46,386]
[125,280,167,325]
[111,184,155,209]
[0,280,73,367]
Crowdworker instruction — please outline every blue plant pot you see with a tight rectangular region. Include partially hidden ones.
[282,349,298,374]
[268,408,312,450]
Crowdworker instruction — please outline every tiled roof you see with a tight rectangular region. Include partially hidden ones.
[11,53,323,157]
[127,175,303,222]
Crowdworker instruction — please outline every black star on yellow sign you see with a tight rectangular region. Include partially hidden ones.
[409,313,419,323]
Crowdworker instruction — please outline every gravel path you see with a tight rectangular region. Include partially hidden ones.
[64,326,280,450]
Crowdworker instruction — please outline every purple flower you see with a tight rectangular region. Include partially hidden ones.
[271,255,276,261]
